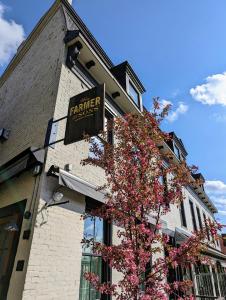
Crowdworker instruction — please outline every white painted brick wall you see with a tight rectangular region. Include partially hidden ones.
[0,3,220,300]
[22,183,85,300]
[0,7,66,166]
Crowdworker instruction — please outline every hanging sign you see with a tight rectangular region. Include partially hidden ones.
[64,84,105,145]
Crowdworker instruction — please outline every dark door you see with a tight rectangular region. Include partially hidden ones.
[0,201,26,300]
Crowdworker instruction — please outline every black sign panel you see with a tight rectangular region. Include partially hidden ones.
[64,84,105,145]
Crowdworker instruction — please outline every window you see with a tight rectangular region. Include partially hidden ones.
[174,144,181,160]
[128,81,140,106]
[196,206,202,230]
[80,217,103,300]
[189,200,197,231]
[158,173,169,208]
[181,154,186,161]
[180,200,187,228]
[79,198,111,300]
[208,217,215,244]
[88,111,113,159]
[216,238,219,247]
[105,110,113,145]
[203,213,210,241]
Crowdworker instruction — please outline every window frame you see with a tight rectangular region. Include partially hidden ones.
[158,171,169,208]
[180,200,187,228]
[203,213,210,241]
[105,110,114,145]
[88,109,114,161]
[127,79,141,108]
[79,197,112,300]
[196,206,202,230]
[174,144,181,160]
[189,200,197,231]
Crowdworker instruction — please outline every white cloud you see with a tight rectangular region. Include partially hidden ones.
[213,198,226,205]
[204,180,226,221]
[0,2,25,66]
[165,102,188,122]
[218,210,226,216]
[160,99,172,107]
[209,196,226,209]
[190,72,226,106]
[159,100,188,122]
[205,180,226,194]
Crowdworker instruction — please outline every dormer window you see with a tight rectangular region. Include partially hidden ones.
[181,154,185,161]
[167,132,188,162]
[128,80,140,106]
[111,61,145,111]
[174,144,181,160]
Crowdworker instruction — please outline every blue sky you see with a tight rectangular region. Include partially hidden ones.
[0,0,226,227]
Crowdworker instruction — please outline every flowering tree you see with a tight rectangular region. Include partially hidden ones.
[82,100,222,300]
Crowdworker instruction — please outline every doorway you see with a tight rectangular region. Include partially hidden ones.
[0,200,26,300]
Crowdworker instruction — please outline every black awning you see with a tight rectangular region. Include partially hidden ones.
[0,147,45,184]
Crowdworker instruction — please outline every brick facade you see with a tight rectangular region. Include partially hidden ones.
[0,1,225,300]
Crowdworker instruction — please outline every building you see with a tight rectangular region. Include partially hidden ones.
[0,0,225,299]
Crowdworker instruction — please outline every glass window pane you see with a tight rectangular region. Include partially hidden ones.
[83,217,104,254]
[90,256,102,300]
[128,81,139,106]
[80,217,104,299]
[79,256,102,300]
[189,200,197,231]
[79,256,91,300]
[83,217,95,254]
[180,201,187,228]
[174,145,180,159]
[94,218,103,244]
[88,137,104,159]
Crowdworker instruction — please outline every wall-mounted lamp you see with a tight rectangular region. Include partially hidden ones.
[66,42,83,69]
[86,60,95,69]
[45,188,69,208]
[53,191,64,202]
[112,92,120,99]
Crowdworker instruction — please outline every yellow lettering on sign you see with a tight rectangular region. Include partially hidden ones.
[70,96,102,118]
[95,97,101,106]
[90,99,95,108]
[83,100,90,110]
[79,103,83,111]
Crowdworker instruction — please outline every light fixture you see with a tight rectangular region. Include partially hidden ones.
[53,191,64,202]
[112,92,120,99]
[86,60,95,69]
[44,188,69,208]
